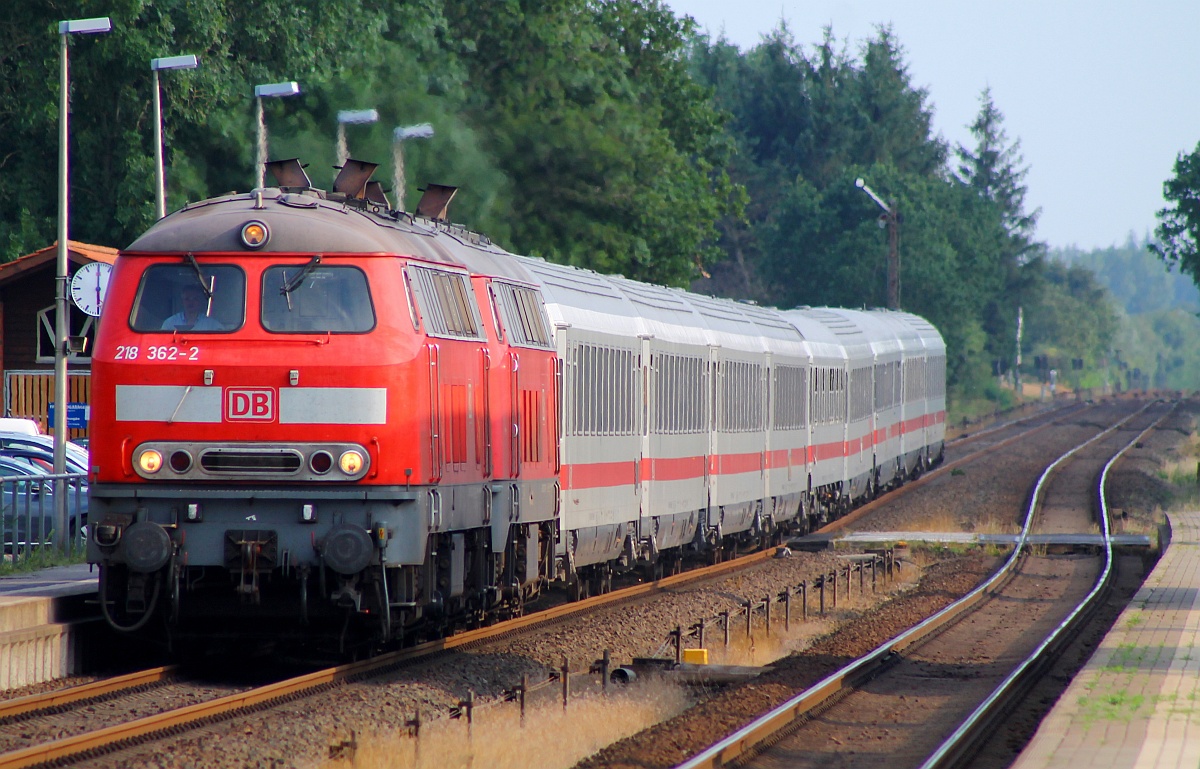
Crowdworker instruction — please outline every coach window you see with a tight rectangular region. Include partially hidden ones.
[262,265,375,333]
[130,263,246,333]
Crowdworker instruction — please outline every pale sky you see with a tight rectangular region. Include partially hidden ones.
[667,0,1200,251]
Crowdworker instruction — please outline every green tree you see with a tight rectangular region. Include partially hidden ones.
[955,87,1045,374]
[0,0,408,256]
[440,0,737,287]
[956,87,1038,244]
[1152,139,1200,286]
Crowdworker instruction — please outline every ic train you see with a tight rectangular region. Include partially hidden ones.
[87,159,945,651]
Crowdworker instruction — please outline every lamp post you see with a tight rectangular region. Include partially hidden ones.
[336,109,378,167]
[854,177,901,310]
[392,123,434,212]
[253,81,300,189]
[151,54,199,219]
[56,16,111,550]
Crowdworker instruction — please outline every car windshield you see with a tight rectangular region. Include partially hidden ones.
[130,263,246,333]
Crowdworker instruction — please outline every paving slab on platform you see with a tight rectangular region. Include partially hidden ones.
[0,563,96,598]
[1012,511,1200,769]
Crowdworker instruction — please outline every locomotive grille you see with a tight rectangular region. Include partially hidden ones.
[199,448,303,474]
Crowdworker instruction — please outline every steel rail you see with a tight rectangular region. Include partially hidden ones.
[918,404,1170,769]
[818,400,1092,534]
[675,401,1157,769]
[945,399,1086,446]
[0,666,177,721]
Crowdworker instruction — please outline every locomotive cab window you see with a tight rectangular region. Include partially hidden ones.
[262,264,376,333]
[130,263,246,333]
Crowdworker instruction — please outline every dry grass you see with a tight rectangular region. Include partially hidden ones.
[327,683,692,769]
[905,507,1017,536]
[322,562,923,769]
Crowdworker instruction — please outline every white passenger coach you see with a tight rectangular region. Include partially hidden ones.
[514,256,946,591]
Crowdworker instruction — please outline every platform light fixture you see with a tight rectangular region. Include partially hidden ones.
[55,15,111,551]
[336,108,378,166]
[253,81,300,189]
[151,54,199,219]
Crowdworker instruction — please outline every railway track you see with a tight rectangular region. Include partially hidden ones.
[0,398,1132,769]
[675,400,1170,769]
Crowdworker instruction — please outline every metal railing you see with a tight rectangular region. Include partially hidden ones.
[1,472,88,564]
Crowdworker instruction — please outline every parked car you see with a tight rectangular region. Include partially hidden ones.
[1,453,88,550]
[0,418,41,435]
[0,433,89,473]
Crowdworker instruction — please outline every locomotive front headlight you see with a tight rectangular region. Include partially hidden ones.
[338,450,365,475]
[138,449,163,474]
[240,220,270,249]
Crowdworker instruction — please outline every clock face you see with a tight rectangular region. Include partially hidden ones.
[70,262,113,317]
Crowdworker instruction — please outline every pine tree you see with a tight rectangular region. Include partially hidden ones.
[956,87,1039,251]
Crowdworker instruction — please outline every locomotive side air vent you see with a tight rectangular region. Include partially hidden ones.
[199,448,303,475]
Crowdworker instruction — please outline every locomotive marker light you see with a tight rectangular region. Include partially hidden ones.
[336,109,379,167]
[392,123,435,212]
[854,177,901,310]
[56,15,112,552]
[253,81,300,189]
[150,54,199,219]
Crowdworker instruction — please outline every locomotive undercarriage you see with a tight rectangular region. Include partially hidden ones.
[88,481,558,654]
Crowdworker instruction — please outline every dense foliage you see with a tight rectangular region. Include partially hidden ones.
[684,26,1117,399]
[1057,237,1200,391]
[1154,140,1200,284]
[1,2,1147,400]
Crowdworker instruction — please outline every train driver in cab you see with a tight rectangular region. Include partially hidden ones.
[161,283,224,331]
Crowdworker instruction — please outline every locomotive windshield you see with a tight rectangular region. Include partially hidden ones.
[130,263,246,333]
[261,264,375,333]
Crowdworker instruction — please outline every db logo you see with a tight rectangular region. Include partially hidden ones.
[226,388,275,421]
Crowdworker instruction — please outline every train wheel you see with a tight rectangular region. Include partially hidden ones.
[569,577,589,602]
[590,565,612,595]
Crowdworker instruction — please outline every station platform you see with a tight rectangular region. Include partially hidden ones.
[0,563,98,691]
[1013,510,1200,769]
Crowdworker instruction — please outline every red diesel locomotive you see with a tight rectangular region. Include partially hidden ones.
[87,159,945,651]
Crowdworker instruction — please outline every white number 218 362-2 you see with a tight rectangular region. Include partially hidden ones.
[114,346,199,361]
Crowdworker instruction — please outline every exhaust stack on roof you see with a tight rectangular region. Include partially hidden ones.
[415,184,458,221]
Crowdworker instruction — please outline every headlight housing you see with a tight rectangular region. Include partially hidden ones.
[137,449,163,474]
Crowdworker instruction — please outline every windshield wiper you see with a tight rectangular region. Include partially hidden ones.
[183,252,213,298]
[280,254,322,310]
